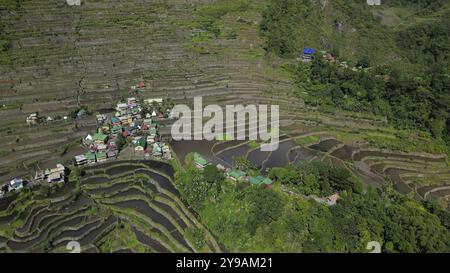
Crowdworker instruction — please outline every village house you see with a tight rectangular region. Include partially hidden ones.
[83,134,93,146]
[326,193,340,206]
[111,125,123,135]
[227,169,246,182]
[85,152,96,164]
[93,132,108,145]
[116,103,128,112]
[302,47,316,62]
[75,154,87,166]
[137,81,145,89]
[134,137,147,151]
[9,178,24,191]
[107,150,118,159]
[96,152,107,162]
[26,113,39,125]
[127,97,137,107]
[96,143,108,152]
[193,153,208,170]
[161,143,171,160]
[147,135,155,144]
[77,109,87,119]
[249,175,272,186]
[96,114,107,124]
[35,170,44,181]
[111,117,121,126]
[46,164,66,183]
[151,143,163,157]
[108,139,118,151]
[101,125,111,134]
[144,98,163,105]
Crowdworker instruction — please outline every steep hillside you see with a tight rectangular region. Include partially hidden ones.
[0,0,448,200]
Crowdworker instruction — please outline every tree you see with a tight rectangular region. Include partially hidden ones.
[116,133,127,151]
[246,188,285,234]
[203,165,224,200]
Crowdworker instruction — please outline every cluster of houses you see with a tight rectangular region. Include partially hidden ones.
[35,164,67,183]
[0,164,67,198]
[0,178,26,197]
[192,153,273,187]
[74,131,115,166]
[301,48,336,63]
[74,97,173,166]
[301,47,369,72]
[26,112,68,126]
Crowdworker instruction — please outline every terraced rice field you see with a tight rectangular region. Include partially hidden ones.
[1,0,449,243]
[0,0,396,183]
[0,160,221,253]
[173,131,449,205]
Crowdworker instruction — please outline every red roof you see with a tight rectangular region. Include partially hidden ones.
[122,131,130,137]
[326,53,335,62]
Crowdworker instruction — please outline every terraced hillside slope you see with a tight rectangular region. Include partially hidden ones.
[0,160,220,253]
[0,0,300,182]
[1,1,449,215]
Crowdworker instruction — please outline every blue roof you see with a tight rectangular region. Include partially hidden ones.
[303,48,316,55]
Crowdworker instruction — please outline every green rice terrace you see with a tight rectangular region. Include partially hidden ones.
[0,160,221,252]
[1,0,450,253]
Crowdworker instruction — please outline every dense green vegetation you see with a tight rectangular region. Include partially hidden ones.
[0,0,21,53]
[191,0,251,38]
[269,162,362,196]
[175,157,450,252]
[260,0,450,152]
[0,0,21,11]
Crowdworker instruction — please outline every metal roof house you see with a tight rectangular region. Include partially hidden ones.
[249,176,272,186]
[93,133,108,144]
[96,152,107,162]
[9,178,24,191]
[85,152,96,164]
[193,153,208,169]
[227,169,246,181]
[135,138,147,151]
[302,48,316,62]
[74,154,87,166]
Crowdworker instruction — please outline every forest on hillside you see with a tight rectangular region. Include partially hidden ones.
[176,155,450,253]
[260,0,450,150]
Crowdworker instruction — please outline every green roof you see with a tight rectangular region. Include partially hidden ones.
[262,177,272,184]
[249,176,262,185]
[229,169,246,179]
[193,153,207,166]
[93,133,108,142]
[136,138,147,147]
[112,125,122,133]
[249,176,272,185]
[85,152,96,160]
[152,143,162,153]
[77,109,87,116]
[96,152,106,158]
